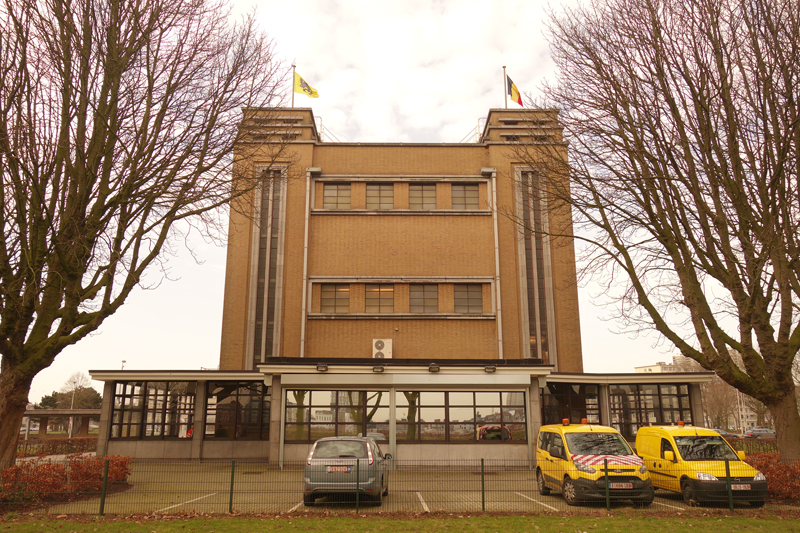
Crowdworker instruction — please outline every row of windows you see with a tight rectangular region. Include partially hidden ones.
[322,183,480,210]
[541,383,694,440]
[285,390,527,443]
[319,283,484,314]
[110,381,271,440]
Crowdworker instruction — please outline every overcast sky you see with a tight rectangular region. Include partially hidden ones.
[28,0,678,403]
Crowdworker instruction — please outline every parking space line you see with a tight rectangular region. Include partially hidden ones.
[514,491,558,511]
[156,492,218,512]
[416,492,430,512]
[652,500,684,510]
[287,501,303,512]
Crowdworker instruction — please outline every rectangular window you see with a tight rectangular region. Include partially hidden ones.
[540,384,600,426]
[285,390,389,442]
[110,381,194,439]
[205,381,271,440]
[409,284,438,313]
[396,391,526,443]
[451,184,479,209]
[320,284,350,313]
[409,184,436,210]
[609,383,692,440]
[366,184,394,210]
[365,284,394,313]
[454,284,483,314]
[323,183,351,209]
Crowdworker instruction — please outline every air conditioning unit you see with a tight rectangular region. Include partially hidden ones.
[372,339,392,359]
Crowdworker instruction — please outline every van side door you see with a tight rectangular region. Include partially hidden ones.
[537,431,558,487]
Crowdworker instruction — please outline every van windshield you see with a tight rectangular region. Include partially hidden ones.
[565,432,633,455]
[675,436,740,461]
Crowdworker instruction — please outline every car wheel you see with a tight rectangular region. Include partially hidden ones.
[750,500,766,508]
[303,493,315,507]
[537,469,550,496]
[562,477,579,506]
[681,480,697,507]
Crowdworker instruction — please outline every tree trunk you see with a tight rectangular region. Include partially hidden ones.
[0,370,34,465]
[768,389,800,462]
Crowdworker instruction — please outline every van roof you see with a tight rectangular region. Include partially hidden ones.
[539,423,620,434]
[638,425,719,437]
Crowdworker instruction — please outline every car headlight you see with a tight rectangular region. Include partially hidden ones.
[575,462,596,474]
[639,465,648,474]
[696,472,718,481]
[754,472,766,481]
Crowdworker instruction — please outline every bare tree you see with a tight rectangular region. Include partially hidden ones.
[511,0,800,458]
[0,0,289,463]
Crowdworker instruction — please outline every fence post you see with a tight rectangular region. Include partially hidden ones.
[356,459,360,513]
[725,458,733,511]
[98,458,110,516]
[481,458,486,512]
[604,458,610,511]
[229,460,236,514]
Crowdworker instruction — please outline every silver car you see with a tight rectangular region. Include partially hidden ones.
[303,436,392,506]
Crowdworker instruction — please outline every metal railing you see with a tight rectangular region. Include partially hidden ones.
[0,458,792,515]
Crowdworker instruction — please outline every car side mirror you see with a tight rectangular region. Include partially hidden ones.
[384,453,393,460]
[738,451,746,461]
[664,450,675,462]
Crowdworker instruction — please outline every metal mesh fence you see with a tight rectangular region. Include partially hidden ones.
[0,458,793,515]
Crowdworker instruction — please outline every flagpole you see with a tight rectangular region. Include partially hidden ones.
[503,66,507,109]
[291,63,296,108]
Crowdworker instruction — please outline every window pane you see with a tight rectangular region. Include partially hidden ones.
[475,392,500,405]
[449,424,476,441]
[366,184,394,210]
[454,284,482,314]
[420,423,446,440]
[410,284,438,313]
[323,183,351,209]
[448,392,473,405]
[409,184,436,210]
[365,284,393,313]
[419,392,445,405]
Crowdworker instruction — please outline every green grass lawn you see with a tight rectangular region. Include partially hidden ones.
[2,515,799,533]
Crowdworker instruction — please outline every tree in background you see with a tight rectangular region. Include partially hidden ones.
[0,0,288,464]
[514,0,800,459]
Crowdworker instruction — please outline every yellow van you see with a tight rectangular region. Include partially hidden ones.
[635,425,767,507]
[536,420,654,506]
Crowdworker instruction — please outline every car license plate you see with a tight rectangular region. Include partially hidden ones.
[732,484,751,490]
[326,466,351,473]
[609,482,633,489]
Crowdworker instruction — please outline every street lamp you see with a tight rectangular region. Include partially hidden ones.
[67,377,78,439]
[121,360,126,370]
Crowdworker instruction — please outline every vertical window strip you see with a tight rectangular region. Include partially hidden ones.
[522,171,549,362]
[263,179,281,358]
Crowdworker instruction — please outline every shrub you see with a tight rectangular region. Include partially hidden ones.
[16,437,97,458]
[746,452,800,502]
[1,454,132,503]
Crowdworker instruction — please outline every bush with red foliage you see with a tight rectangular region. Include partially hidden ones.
[746,452,800,502]
[1,454,132,503]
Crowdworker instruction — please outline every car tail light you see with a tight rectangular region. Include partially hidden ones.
[367,444,374,465]
[306,442,318,466]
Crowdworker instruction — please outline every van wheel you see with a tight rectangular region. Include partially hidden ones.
[681,480,697,507]
[562,477,578,506]
[537,469,550,496]
[633,487,654,507]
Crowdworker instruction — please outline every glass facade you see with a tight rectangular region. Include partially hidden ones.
[540,383,600,425]
[205,381,271,440]
[110,381,195,439]
[285,390,527,443]
[609,383,692,440]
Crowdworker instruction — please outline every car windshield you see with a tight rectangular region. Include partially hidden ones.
[313,441,368,459]
[675,436,740,461]
[564,432,633,455]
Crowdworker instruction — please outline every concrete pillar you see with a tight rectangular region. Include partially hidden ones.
[528,379,543,468]
[38,416,49,439]
[78,416,90,436]
[268,375,282,464]
[599,384,611,426]
[96,381,115,457]
[689,383,705,426]
[191,381,207,460]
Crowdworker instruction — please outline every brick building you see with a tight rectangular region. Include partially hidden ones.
[91,107,712,461]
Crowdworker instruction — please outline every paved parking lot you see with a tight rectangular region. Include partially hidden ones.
[39,462,796,515]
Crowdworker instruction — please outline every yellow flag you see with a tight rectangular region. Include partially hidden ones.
[294,72,319,98]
